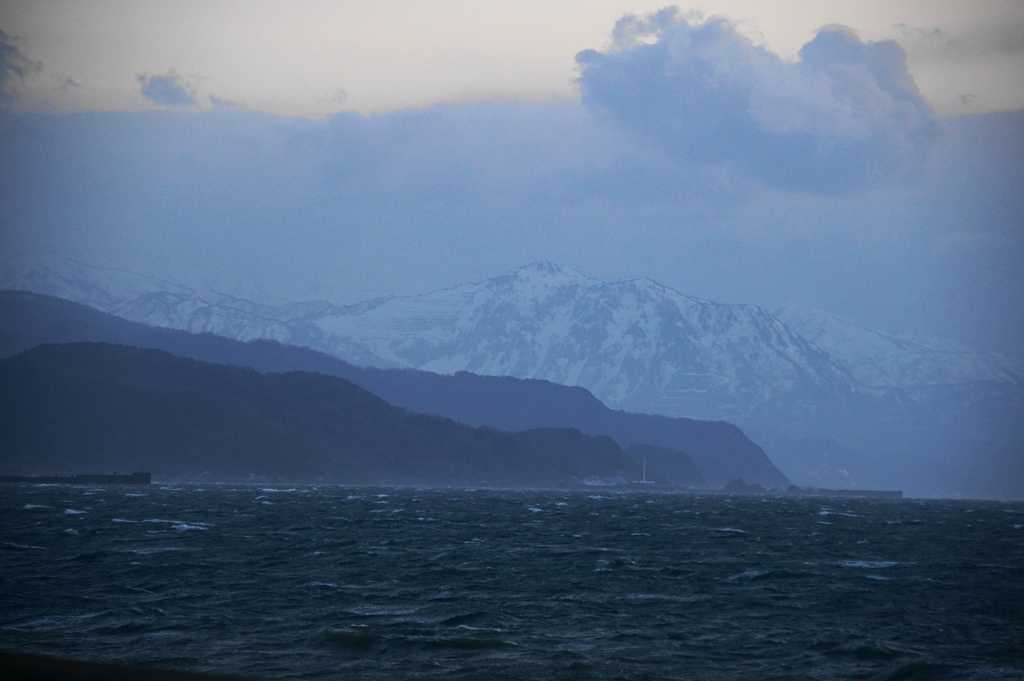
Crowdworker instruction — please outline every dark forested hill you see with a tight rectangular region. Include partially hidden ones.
[0,290,788,487]
[0,342,639,486]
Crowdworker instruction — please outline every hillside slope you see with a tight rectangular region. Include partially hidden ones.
[0,290,788,488]
[0,342,641,487]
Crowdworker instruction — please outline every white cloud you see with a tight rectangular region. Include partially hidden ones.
[576,12,940,193]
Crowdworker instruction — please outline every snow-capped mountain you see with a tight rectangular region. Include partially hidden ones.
[310,262,860,427]
[0,257,388,367]
[3,257,1021,497]
[774,304,1024,390]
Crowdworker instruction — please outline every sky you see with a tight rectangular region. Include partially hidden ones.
[0,1,1022,357]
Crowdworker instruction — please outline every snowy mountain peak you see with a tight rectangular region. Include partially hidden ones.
[504,261,592,288]
[620,277,671,295]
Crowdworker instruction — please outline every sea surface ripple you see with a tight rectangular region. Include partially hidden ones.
[2,484,1023,680]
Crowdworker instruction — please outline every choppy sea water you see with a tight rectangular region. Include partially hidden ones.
[1,484,1022,680]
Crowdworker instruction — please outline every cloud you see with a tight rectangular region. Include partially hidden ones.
[0,29,42,102]
[209,94,246,110]
[321,88,348,105]
[894,23,948,42]
[137,70,197,107]
[575,9,941,193]
[0,84,1019,356]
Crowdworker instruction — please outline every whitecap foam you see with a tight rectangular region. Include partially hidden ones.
[838,561,900,569]
[112,518,137,523]
[2,542,47,551]
[556,641,596,652]
[345,604,418,616]
[455,624,505,633]
[22,504,49,509]
[63,528,79,535]
[726,569,770,582]
[819,508,859,517]
[63,509,86,515]
[171,523,207,532]
[143,519,213,527]
[3,612,104,632]
[617,593,701,602]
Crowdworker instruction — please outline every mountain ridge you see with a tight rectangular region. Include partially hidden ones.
[0,289,788,488]
[2,258,1021,498]
[0,341,647,486]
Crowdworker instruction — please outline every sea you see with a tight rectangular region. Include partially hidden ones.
[1,483,1022,680]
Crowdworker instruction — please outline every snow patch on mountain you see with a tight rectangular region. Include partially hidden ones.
[0,256,194,312]
[309,263,859,423]
[775,304,1024,389]
[5,257,1017,404]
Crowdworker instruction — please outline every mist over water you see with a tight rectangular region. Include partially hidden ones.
[2,484,1023,680]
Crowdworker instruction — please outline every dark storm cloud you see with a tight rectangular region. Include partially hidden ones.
[575,9,941,193]
[137,70,197,108]
[0,29,42,102]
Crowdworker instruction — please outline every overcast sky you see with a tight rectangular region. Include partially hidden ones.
[0,1,1022,357]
